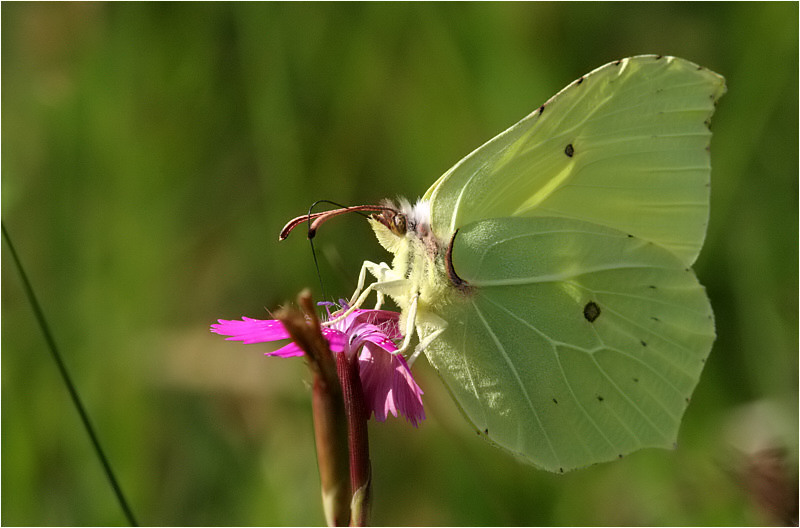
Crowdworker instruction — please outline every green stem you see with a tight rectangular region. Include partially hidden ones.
[2,222,139,526]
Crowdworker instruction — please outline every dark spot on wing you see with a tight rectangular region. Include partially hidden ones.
[627,233,634,238]
[614,59,622,66]
[538,104,545,114]
[559,467,564,473]
[597,395,604,402]
[583,301,601,322]
[655,55,663,60]
[552,398,558,404]
[633,377,639,383]
[564,143,574,157]
[577,76,585,85]
[484,428,489,434]
[648,285,657,289]
[618,453,624,459]
[640,340,647,347]
[651,316,660,322]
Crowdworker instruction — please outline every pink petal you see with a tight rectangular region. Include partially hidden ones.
[349,323,394,355]
[350,310,402,340]
[321,328,347,353]
[358,343,425,426]
[212,316,347,356]
[211,317,289,344]
[268,342,306,358]
[330,309,401,340]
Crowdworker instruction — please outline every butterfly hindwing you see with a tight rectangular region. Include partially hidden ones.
[421,216,714,472]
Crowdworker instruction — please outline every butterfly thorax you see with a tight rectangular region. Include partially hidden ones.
[369,199,461,317]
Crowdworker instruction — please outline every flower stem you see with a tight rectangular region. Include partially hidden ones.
[277,291,350,527]
[336,350,372,527]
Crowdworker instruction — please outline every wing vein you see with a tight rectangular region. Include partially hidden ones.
[472,263,679,287]
[459,315,488,428]
[480,294,618,454]
[591,354,674,440]
[469,298,563,466]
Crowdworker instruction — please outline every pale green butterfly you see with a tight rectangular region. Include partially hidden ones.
[281,55,726,472]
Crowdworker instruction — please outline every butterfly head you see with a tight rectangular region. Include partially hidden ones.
[370,202,407,237]
[369,199,437,254]
[371,199,432,233]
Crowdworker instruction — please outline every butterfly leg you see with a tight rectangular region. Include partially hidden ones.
[407,314,447,367]
[389,296,447,366]
[367,261,395,310]
[392,291,420,356]
[388,293,446,353]
[347,260,393,310]
[325,275,410,327]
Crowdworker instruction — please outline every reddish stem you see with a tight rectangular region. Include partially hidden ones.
[336,351,372,527]
[277,292,350,526]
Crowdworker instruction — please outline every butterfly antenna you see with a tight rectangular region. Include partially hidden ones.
[306,200,352,302]
[297,200,392,303]
[309,236,327,302]
[2,222,139,526]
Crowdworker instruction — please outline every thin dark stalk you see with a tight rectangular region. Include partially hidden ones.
[2,222,139,527]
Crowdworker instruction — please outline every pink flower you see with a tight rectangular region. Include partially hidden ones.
[211,306,425,426]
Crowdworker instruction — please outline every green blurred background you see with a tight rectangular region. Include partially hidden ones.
[2,2,797,526]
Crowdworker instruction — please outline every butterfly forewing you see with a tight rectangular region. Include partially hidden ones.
[426,55,726,266]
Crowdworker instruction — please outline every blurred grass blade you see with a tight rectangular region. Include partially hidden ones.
[2,222,139,527]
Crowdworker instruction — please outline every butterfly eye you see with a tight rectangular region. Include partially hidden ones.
[392,214,407,235]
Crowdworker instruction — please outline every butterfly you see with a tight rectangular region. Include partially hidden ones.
[282,55,725,472]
